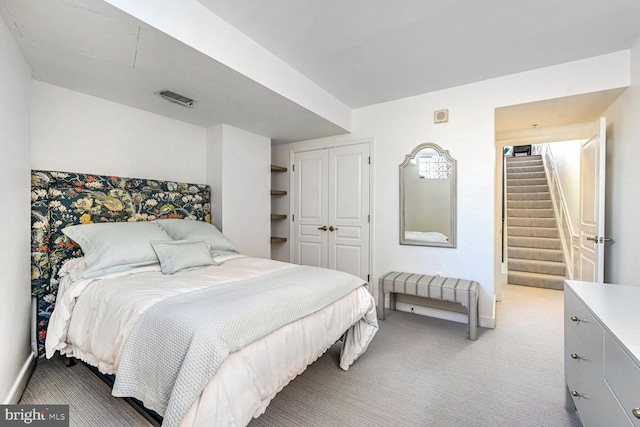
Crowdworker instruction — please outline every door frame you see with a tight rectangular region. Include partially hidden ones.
[288,137,375,287]
[494,121,602,299]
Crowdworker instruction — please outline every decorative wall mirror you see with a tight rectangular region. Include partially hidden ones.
[400,143,457,248]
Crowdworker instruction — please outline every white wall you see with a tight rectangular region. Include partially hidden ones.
[274,51,630,327]
[31,81,206,183]
[548,140,582,228]
[31,82,272,257]
[205,124,271,258]
[0,16,33,403]
[206,125,224,229]
[603,37,640,285]
[358,52,629,326]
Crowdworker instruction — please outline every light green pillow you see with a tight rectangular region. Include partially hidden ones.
[62,222,172,279]
[155,219,238,257]
[150,240,220,275]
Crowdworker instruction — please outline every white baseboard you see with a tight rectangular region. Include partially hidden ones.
[480,297,497,329]
[394,299,497,329]
[480,316,496,329]
[4,352,36,404]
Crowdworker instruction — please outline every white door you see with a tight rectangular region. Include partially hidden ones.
[293,149,328,268]
[293,143,370,280]
[327,144,370,279]
[579,117,607,282]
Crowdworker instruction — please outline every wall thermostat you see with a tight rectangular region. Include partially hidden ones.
[434,109,449,124]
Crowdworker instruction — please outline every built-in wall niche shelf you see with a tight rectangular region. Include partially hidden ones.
[271,164,289,245]
[271,164,287,172]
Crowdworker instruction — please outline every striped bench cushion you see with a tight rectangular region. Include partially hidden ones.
[379,271,477,311]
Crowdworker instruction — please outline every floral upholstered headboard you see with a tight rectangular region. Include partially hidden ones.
[31,170,211,356]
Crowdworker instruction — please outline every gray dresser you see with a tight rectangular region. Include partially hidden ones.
[564,280,640,426]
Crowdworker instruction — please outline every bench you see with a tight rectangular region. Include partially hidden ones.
[378,271,479,340]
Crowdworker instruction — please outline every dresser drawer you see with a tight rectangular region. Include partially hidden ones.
[605,333,640,426]
[565,341,583,400]
[565,287,605,371]
[565,342,633,427]
[565,326,596,382]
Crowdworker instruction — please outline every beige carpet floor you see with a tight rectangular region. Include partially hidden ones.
[21,284,582,427]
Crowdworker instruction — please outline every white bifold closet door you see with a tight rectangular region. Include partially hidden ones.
[292,143,370,281]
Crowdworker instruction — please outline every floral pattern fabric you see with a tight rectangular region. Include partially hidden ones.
[31,170,211,356]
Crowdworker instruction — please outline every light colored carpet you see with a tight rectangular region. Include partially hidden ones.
[19,357,152,426]
[21,284,582,427]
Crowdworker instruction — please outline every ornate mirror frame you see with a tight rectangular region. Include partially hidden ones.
[399,142,457,248]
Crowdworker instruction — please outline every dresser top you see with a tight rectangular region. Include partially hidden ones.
[566,280,640,366]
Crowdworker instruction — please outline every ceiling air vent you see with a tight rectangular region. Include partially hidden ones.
[157,90,196,108]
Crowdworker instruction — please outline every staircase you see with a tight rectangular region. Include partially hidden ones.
[506,155,566,290]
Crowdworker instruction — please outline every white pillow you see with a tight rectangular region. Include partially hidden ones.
[150,239,220,274]
[58,257,88,282]
[62,222,172,279]
[155,219,238,256]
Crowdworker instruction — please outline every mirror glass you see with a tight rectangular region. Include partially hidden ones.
[400,143,456,248]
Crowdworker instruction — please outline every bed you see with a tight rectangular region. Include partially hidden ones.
[31,170,378,427]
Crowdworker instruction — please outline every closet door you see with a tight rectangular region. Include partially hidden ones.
[327,143,370,279]
[293,143,370,281]
[293,149,329,268]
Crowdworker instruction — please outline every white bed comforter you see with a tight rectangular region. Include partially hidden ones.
[46,255,378,426]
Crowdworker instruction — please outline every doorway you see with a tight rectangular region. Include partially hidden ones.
[502,142,578,290]
[494,90,623,299]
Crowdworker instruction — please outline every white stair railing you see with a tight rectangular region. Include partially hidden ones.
[540,144,574,279]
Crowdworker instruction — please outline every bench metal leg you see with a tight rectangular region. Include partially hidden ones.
[377,292,397,321]
[378,295,386,320]
[469,314,477,341]
[468,291,478,341]
[378,279,385,320]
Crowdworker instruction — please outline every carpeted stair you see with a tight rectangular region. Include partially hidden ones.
[506,155,566,290]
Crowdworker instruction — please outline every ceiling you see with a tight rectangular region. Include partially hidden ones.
[197,0,640,108]
[495,88,627,136]
[2,0,639,143]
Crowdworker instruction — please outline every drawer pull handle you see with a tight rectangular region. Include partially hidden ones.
[570,353,581,360]
[570,390,582,398]
[632,408,640,419]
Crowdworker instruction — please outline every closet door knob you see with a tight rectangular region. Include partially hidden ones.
[632,408,640,419]
[318,226,328,231]
[570,353,581,360]
[570,315,580,322]
[329,226,339,232]
[570,390,582,397]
